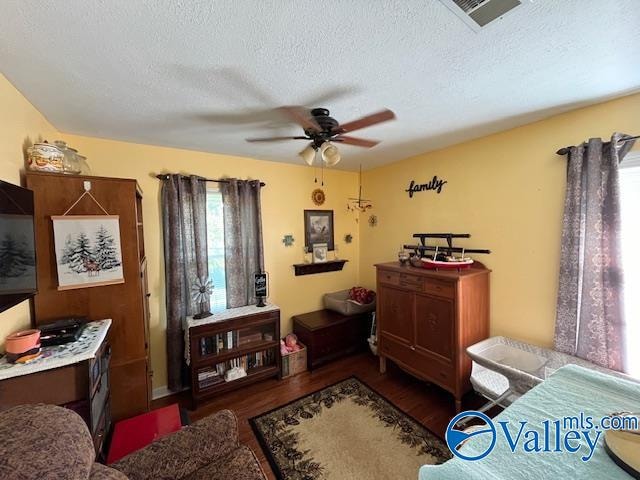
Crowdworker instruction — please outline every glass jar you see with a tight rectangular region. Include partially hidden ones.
[76,154,91,175]
[53,140,81,174]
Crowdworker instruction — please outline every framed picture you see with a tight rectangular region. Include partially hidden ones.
[304,209,334,251]
[52,215,124,290]
[312,243,328,263]
[0,214,36,295]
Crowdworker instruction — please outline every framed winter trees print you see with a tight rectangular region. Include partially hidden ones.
[52,215,124,290]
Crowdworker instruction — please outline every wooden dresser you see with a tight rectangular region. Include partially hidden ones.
[26,172,151,421]
[375,262,490,411]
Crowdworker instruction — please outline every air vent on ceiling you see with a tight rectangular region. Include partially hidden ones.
[440,0,523,30]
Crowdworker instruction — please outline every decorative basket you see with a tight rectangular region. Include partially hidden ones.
[323,289,376,316]
[281,341,307,379]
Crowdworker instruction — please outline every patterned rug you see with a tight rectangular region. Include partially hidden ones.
[250,377,451,480]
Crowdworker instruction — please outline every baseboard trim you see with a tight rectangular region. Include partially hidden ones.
[152,385,188,400]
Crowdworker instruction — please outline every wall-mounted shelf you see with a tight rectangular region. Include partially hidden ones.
[293,259,348,276]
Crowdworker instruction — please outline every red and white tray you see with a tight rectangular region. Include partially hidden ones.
[420,258,474,270]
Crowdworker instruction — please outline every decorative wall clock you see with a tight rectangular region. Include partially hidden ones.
[311,188,326,206]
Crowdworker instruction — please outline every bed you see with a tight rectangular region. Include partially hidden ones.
[419,364,640,479]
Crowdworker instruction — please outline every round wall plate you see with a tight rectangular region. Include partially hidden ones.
[311,188,326,206]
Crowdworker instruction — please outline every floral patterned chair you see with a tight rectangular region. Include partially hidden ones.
[0,404,266,480]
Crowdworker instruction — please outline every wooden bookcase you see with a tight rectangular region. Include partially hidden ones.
[187,306,281,408]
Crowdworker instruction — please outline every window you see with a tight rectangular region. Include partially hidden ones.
[206,189,227,313]
[621,151,640,377]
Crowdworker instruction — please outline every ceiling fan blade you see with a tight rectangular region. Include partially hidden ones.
[246,136,308,142]
[337,109,396,134]
[333,136,379,148]
[277,106,322,133]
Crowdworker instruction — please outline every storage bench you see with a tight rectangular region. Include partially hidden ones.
[292,309,371,370]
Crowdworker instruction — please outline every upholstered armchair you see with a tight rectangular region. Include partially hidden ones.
[0,404,266,480]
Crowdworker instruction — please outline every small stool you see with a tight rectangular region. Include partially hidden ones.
[107,404,189,464]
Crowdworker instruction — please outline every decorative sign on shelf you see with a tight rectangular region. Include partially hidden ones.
[254,272,269,307]
[405,176,447,198]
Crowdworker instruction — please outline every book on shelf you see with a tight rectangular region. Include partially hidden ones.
[239,331,263,345]
[198,328,277,357]
[199,349,275,388]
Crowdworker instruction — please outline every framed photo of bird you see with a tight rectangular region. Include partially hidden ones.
[304,209,334,251]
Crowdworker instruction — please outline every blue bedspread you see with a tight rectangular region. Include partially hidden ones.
[420,365,639,479]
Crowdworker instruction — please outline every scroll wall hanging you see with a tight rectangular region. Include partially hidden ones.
[51,181,124,290]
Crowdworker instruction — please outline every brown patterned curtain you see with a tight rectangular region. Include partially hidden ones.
[220,179,264,309]
[161,175,209,391]
[554,133,636,372]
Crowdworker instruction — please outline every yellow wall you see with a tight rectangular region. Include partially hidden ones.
[58,134,360,391]
[359,92,640,349]
[0,74,59,345]
[3,68,638,393]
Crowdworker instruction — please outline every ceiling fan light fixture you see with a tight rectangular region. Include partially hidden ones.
[320,142,341,166]
[299,144,316,165]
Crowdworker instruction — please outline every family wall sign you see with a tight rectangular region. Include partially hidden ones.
[405,175,448,198]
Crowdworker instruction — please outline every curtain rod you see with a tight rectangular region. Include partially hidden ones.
[155,174,265,187]
[556,135,639,156]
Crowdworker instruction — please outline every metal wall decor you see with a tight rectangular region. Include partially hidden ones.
[282,234,295,247]
[347,164,373,212]
[344,234,353,244]
[311,188,326,206]
[368,214,378,227]
[405,176,447,198]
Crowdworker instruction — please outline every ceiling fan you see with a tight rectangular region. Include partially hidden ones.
[246,107,396,166]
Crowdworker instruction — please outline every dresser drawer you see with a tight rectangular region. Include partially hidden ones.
[379,270,424,292]
[91,370,110,431]
[379,270,402,287]
[381,334,455,390]
[423,279,455,299]
[415,352,455,389]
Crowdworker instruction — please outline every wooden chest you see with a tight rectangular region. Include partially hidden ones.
[292,309,371,370]
[376,262,490,411]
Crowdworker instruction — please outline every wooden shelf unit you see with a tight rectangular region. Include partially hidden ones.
[26,171,152,421]
[293,259,348,276]
[187,308,281,408]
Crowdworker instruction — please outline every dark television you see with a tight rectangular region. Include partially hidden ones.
[0,180,37,313]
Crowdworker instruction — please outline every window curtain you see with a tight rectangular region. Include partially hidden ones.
[554,133,636,372]
[220,179,264,308]
[161,174,209,391]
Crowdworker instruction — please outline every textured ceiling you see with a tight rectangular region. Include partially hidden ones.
[1,0,639,170]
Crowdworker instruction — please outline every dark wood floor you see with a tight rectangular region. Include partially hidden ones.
[152,352,483,479]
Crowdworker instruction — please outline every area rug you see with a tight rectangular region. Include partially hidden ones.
[250,377,451,480]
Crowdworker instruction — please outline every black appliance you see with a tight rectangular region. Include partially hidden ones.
[39,317,87,347]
